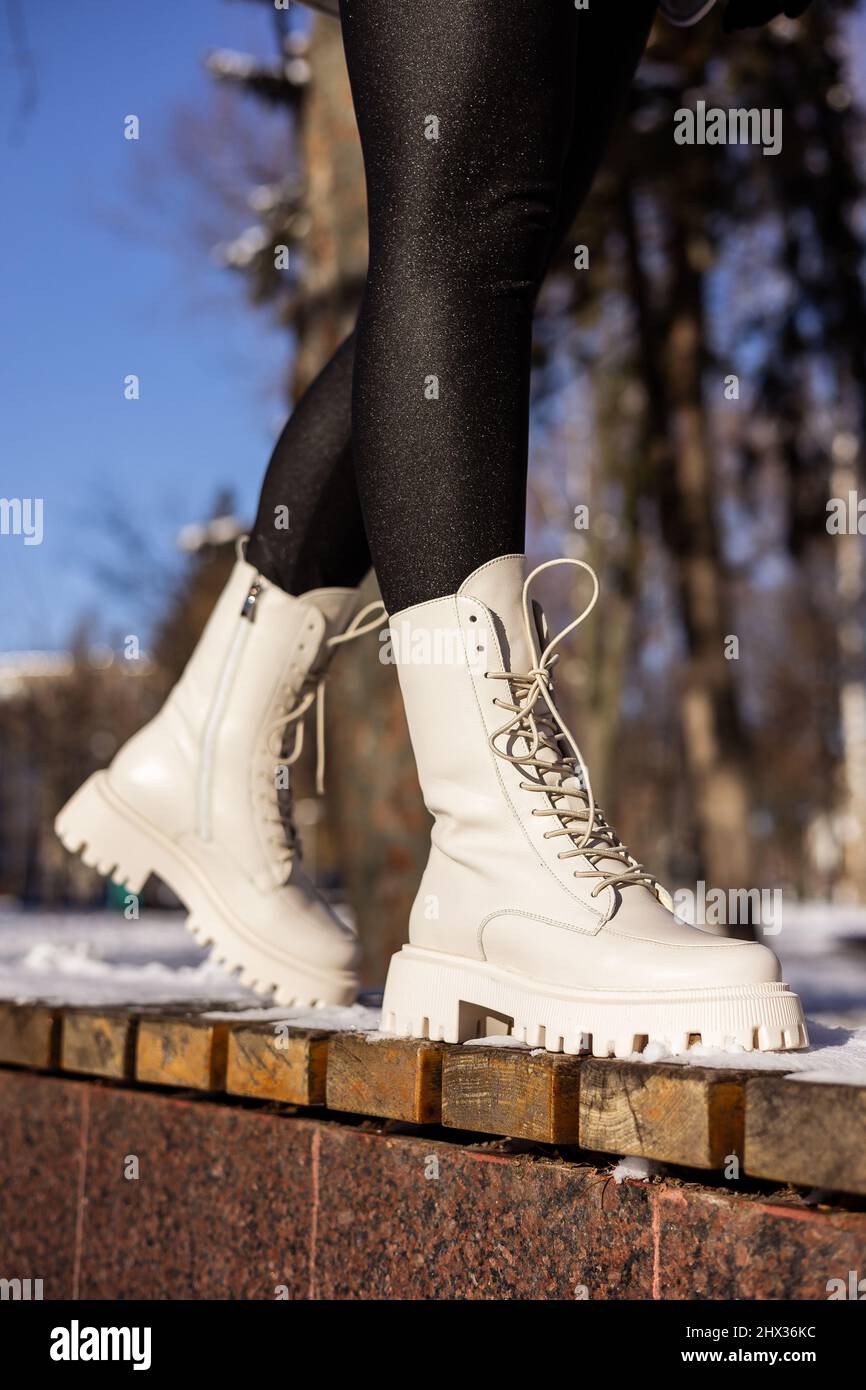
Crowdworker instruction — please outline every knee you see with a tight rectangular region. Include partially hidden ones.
[464,186,558,300]
[372,178,559,306]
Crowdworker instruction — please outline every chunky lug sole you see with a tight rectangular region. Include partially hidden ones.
[380,945,809,1056]
[55,772,357,1007]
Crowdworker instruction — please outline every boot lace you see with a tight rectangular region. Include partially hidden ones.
[486,558,668,903]
[256,599,387,872]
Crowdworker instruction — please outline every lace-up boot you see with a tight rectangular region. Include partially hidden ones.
[380,554,807,1055]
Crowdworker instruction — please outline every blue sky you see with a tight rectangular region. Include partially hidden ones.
[1,0,314,651]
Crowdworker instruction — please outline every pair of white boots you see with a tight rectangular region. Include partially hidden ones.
[56,549,807,1055]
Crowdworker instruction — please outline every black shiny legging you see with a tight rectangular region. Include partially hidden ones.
[247,0,658,614]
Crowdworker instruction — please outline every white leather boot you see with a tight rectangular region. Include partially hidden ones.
[56,550,383,1006]
[381,554,808,1055]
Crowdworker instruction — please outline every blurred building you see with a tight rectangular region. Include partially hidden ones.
[0,647,157,905]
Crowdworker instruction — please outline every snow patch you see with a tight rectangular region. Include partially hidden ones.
[610,1156,663,1184]
[0,911,277,1009]
[631,1020,866,1085]
[202,1002,381,1031]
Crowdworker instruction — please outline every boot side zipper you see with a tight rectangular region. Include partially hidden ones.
[197,611,254,841]
[241,579,264,622]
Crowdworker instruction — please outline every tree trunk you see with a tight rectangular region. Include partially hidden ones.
[292,17,367,394]
[830,451,866,899]
[623,187,756,916]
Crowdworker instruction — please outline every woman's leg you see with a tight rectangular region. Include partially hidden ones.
[340,0,657,614]
[557,0,659,227]
[246,334,370,594]
[341,0,576,613]
[247,0,656,606]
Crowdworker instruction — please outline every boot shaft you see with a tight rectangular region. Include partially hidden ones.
[110,557,358,884]
[390,556,622,948]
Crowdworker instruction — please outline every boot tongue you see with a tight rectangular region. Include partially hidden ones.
[458,555,572,785]
[459,555,649,895]
[298,587,359,642]
[457,555,535,672]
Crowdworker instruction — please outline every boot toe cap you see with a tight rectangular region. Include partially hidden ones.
[676,937,782,989]
[608,929,783,991]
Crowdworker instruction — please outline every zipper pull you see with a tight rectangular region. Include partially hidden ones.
[241,579,264,622]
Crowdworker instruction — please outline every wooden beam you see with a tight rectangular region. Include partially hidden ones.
[326,1033,444,1123]
[60,1008,137,1081]
[226,1022,330,1106]
[0,1003,60,1070]
[442,1045,582,1143]
[136,1015,230,1091]
[745,1076,866,1197]
[579,1059,747,1170]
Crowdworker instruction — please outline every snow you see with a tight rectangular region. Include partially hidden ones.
[632,1020,866,1085]
[0,913,259,1009]
[610,1156,663,1184]
[0,901,865,1084]
[0,909,382,1024]
[201,1003,381,1031]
